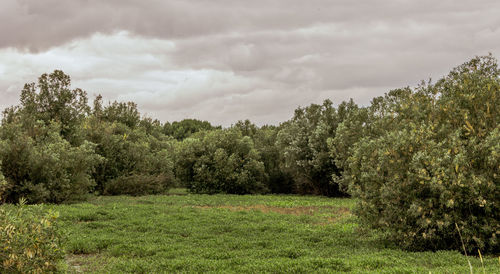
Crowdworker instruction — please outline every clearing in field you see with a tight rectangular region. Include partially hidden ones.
[47,190,497,273]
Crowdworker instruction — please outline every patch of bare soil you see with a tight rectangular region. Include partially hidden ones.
[192,205,352,224]
[66,254,104,273]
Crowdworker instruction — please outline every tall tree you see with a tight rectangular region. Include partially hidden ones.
[3,70,90,145]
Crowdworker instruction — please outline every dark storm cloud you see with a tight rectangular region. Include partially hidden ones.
[1,0,500,126]
[3,0,499,51]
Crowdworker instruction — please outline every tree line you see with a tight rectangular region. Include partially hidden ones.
[0,55,498,253]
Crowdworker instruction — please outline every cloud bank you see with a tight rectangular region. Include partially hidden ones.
[1,0,499,126]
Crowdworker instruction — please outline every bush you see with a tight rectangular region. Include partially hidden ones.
[102,149,176,196]
[252,125,295,194]
[327,100,369,188]
[342,55,500,253]
[231,121,295,193]
[175,129,267,194]
[0,122,100,204]
[277,100,345,196]
[103,174,174,196]
[0,70,99,204]
[0,200,64,273]
[84,116,176,195]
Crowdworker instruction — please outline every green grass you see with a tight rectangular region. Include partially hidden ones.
[15,192,500,273]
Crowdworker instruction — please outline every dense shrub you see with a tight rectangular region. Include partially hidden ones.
[84,114,176,195]
[230,121,295,193]
[327,100,369,188]
[341,56,500,253]
[101,148,176,196]
[0,201,64,273]
[175,129,267,194]
[0,122,100,204]
[0,71,100,204]
[277,100,345,196]
[164,119,219,140]
[252,125,295,193]
[103,173,173,196]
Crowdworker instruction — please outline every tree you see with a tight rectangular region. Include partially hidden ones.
[327,99,368,187]
[342,55,499,252]
[175,129,267,194]
[0,71,99,203]
[253,125,295,193]
[0,121,100,203]
[84,98,176,195]
[233,119,258,138]
[277,100,345,196]
[3,70,90,145]
[164,119,219,140]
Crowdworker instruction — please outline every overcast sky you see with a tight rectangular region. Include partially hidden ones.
[1,0,499,126]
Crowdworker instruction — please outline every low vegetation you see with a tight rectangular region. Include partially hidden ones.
[47,193,500,272]
[0,199,64,273]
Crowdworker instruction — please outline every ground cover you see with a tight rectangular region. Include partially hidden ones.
[28,190,500,273]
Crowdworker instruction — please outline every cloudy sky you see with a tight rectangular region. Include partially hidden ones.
[1,0,499,126]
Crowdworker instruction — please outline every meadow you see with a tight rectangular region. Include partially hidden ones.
[30,189,497,273]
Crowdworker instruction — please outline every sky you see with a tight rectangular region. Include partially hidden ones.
[1,0,499,126]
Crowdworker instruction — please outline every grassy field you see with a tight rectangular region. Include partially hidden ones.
[33,190,499,273]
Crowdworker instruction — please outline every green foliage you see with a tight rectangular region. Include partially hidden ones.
[251,125,295,193]
[0,122,100,204]
[233,119,258,138]
[1,58,499,256]
[103,174,173,196]
[84,112,176,195]
[0,201,64,273]
[0,71,99,204]
[175,129,267,194]
[341,55,500,253]
[2,70,90,145]
[277,100,345,196]
[0,166,7,203]
[164,119,219,140]
[93,95,141,129]
[327,100,369,188]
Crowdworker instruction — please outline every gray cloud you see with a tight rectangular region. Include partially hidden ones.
[1,0,500,126]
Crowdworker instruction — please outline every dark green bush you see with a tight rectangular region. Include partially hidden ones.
[341,55,500,253]
[102,146,176,196]
[252,125,295,194]
[230,121,294,193]
[0,200,65,273]
[84,97,177,196]
[164,118,219,140]
[0,71,99,204]
[277,100,345,196]
[175,129,267,194]
[327,100,370,188]
[103,173,174,196]
[0,122,100,204]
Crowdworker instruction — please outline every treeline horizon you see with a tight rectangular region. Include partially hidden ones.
[0,55,498,254]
